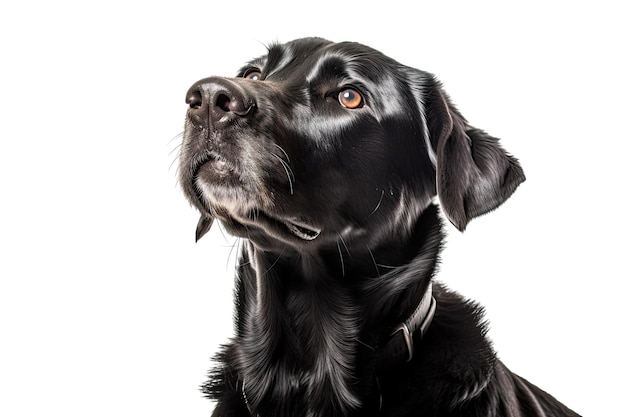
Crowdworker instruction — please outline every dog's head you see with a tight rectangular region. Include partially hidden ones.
[179,38,524,251]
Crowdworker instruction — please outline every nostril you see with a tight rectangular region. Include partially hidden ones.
[214,92,255,117]
[186,89,203,109]
[215,93,232,112]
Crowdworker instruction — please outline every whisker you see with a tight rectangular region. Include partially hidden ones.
[168,135,185,173]
[336,239,346,277]
[367,189,385,218]
[227,237,241,270]
[168,141,183,157]
[273,143,291,162]
[272,153,295,195]
[355,338,375,352]
[217,220,230,242]
[338,234,351,258]
[262,245,287,277]
[366,244,381,279]
[168,131,184,145]
[169,149,181,172]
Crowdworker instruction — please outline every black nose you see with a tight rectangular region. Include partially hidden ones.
[185,77,255,129]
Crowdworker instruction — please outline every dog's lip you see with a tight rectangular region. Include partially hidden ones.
[256,211,321,241]
[191,150,235,178]
[282,218,321,241]
[189,150,240,199]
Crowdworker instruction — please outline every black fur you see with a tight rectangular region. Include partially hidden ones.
[178,37,579,417]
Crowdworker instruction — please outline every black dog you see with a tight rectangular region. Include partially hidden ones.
[179,37,579,417]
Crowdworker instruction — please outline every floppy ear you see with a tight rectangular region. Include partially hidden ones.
[423,78,525,231]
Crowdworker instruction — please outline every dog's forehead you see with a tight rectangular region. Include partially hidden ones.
[307,42,395,83]
[247,38,400,84]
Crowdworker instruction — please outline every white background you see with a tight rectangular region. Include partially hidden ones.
[1,1,623,415]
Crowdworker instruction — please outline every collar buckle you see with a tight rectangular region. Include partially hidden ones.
[377,283,437,369]
[390,322,415,362]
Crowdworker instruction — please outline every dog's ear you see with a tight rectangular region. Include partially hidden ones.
[422,78,525,231]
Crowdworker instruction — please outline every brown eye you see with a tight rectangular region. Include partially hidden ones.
[338,88,363,109]
[244,70,262,80]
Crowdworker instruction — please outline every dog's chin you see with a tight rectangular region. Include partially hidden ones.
[194,185,321,245]
[190,158,322,245]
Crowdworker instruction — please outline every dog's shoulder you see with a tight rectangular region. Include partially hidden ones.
[381,286,580,416]
[376,284,495,415]
[421,284,497,403]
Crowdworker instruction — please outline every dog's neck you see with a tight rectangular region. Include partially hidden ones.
[233,204,444,417]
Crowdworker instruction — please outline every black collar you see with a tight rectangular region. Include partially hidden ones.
[377,282,437,369]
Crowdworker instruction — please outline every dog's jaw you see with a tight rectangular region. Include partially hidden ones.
[182,124,325,246]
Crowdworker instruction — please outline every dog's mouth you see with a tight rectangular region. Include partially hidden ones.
[187,151,321,242]
[282,218,321,241]
[255,211,321,241]
[191,181,321,243]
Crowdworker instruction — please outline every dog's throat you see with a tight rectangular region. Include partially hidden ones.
[237,249,362,416]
